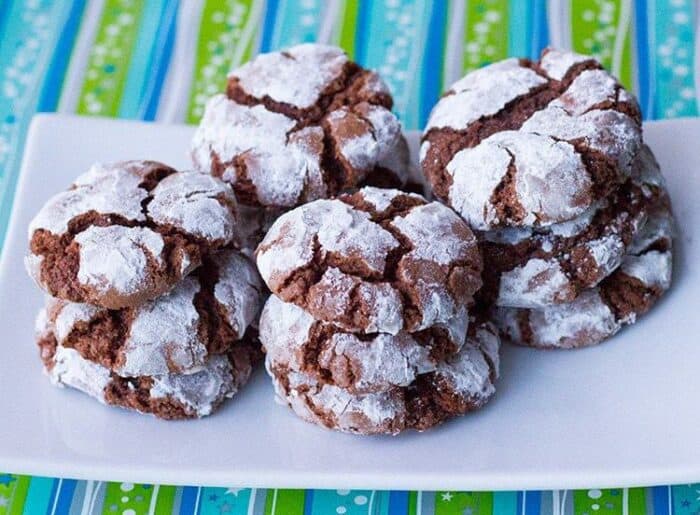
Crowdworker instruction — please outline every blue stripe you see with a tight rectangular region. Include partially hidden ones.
[179,486,200,515]
[354,0,372,66]
[37,0,86,112]
[531,0,549,59]
[419,1,447,127]
[388,490,409,515]
[0,0,13,44]
[44,478,60,515]
[523,490,541,515]
[22,477,55,515]
[634,0,652,118]
[118,0,169,119]
[143,0,178,120]
[652,486,671,515]
[303,488,314,515]
[259,0,280,52]
[52,479,78,515]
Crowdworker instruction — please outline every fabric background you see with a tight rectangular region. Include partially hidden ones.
[0,0,698,512]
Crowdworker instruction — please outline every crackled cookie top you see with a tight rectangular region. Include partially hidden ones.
[255,187,482,334]
[496,202,674,349]
[480,144,666,308]
[26,161,240,309]
[41,250,263,377]
[421,48,642,230]
[191,43,409,208]
[267,317,500,435]
[260,296,468,394]
[37,312,261,419]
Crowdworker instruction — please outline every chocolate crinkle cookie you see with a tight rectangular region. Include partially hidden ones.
[266,316,500,435]
[191,43,410,209]
[421,48,642,231]
[255,187,483,335]
[26,160,240,309]
[41,249,264,377]
[495,200,674,349]
[37,308,262,420]
[479,144,667,308]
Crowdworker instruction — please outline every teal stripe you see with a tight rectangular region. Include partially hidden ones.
[198,487,252,515]
[493,491,518,514]
[267,0,323,50]
[22,477,55,515]
[0,0,74,251]
[649,0,697,118]
[508,0,531,57]
[118,0,171,119]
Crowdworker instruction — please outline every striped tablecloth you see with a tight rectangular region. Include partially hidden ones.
[0,1,698,513]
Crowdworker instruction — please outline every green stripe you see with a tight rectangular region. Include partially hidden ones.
[407,491,418,515]
[462,0,510,73]
[335,0,359,59]
[570,0,633,89]
[76,0,144,117]
[101,482,154,514]
[152,485,177,513]
[186,0,261,124]
[264,489,304,515]
[435,491,493,514]
[7,476,29,515]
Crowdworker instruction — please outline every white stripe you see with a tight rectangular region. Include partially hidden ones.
[230,1,265,70]
[367,491,376,515]
[193,487,202,514]
[318,0,342,44]
[79,480,94,515]
[87,481,103,515]
[416,491,423,515]
[270,489,278,515]
[155,0,204,122]
[552,490,560,515]
[622,488,629,515]
[57,0,105,113]
[147,484,160,515]
[546,0,571,49]
[612,0,632,77]
[560,490,568,514]
[247,489,257,515]
[443,0,466,84]
[49,478,63,515]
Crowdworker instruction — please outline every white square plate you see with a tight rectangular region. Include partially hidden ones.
[0,113,697,490]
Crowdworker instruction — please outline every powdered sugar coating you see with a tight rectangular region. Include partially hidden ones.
[422,48,642,230]
[256,188,482,334]
[267,318,500,435]
[230,43,348,109]
[27,161,240,309]
[148,172,239,243]
[496,204,674,349]
[212,250,264,336]
[539,48,592,80]
[426,59,547,131]
[75,225,166,302]
[448,131,591,229]
[260,296,468,394]
[481,144,664,308]
[43,343,252,419]
[43,249,263,377]
[192,44,408,209]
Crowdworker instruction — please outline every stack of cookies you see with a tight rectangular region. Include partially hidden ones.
[26,160,264,419]
[421,48,674,349]
[190,43,412,250]
[255,187,500,435]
